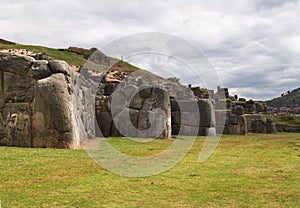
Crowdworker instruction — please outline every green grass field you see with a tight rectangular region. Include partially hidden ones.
[0,133,299,207]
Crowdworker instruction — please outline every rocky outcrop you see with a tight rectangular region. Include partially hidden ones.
[0,53,97,148]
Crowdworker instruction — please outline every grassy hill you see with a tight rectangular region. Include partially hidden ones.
[266,87,300,107]
[0,38,137,70]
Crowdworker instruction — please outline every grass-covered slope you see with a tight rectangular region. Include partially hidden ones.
[0,38,139,70]
[0,133,299,207]
[0,43,86,66]
[267,87,300,107]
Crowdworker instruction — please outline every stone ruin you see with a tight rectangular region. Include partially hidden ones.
[94,66,217,138]
[96,83,171,138]
[0,52,277,149]
[214,88,247,135]
[0,53,98,148]
[214,88,277,134]
[170,99,215,136]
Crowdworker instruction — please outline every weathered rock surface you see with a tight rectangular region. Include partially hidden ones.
[170,98,216,136]
[27,60,52,79]
[33,73,73,148]
[0,103,32,147]
[4,72,35,103]
[0,53,34,76]
[276,124,300,133]
[215,104,247,135]
[96,85,171,138]
[1,51,280,149]
[0,53,98,148]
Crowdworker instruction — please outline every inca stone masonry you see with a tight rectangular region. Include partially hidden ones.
[0,52,277,148]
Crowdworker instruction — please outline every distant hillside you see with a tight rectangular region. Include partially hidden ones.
[266,87,300,107]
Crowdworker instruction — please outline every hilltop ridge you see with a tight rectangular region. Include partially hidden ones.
[0,37,137,71]
[266,87,300,107]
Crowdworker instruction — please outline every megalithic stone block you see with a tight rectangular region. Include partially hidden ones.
[0,68,4,108]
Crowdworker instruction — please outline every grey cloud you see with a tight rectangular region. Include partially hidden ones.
[0,0,299,100]
[255,0,298,10]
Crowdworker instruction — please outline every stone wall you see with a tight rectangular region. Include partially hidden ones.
[1,52,281,149]
[276,124,300,133]
[216,105,247,135]
[233,100,268,114]
[170,99,216,136]
[95,84,172,138]
[251,118,277,134]
[244,115,277,134]
[0,53,97,148]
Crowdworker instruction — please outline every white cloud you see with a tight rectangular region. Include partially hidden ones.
[0,0,299,100]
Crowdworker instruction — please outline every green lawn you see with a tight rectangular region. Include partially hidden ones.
[0,133,299,207]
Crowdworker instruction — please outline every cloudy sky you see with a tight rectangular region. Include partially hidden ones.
[1,0,299,100]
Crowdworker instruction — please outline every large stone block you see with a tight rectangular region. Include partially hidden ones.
[266,118,277,134]
[229,124,241,135]
[215,100,226,109]
[129,108,139,129]
[229,113,238,125]
[111,108,139,137]
[232,105,244,115]
[251,120,266,133]
[138,109,150,130]
[139,87,152,98]
[48,60,74,77]
[104,83,117,95]
[96,111,112,137]
[0,103,32,147]
[181,111,199,127]
[171,111,181,125]
[0,53,34,76]
[33,73,73,148]
[4,72,36,103]
[143,88,169,111]
[245,101,256,113]
[27,60,52,79]
[0,69,4,108]
[226,99,232,109]
[73,73,98,141]
[198,100,212,127]
[148,108,169,138]
[238,115,247,135]
[129,93,144,110]
[177,100,199,112]
[215,110,229,127]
